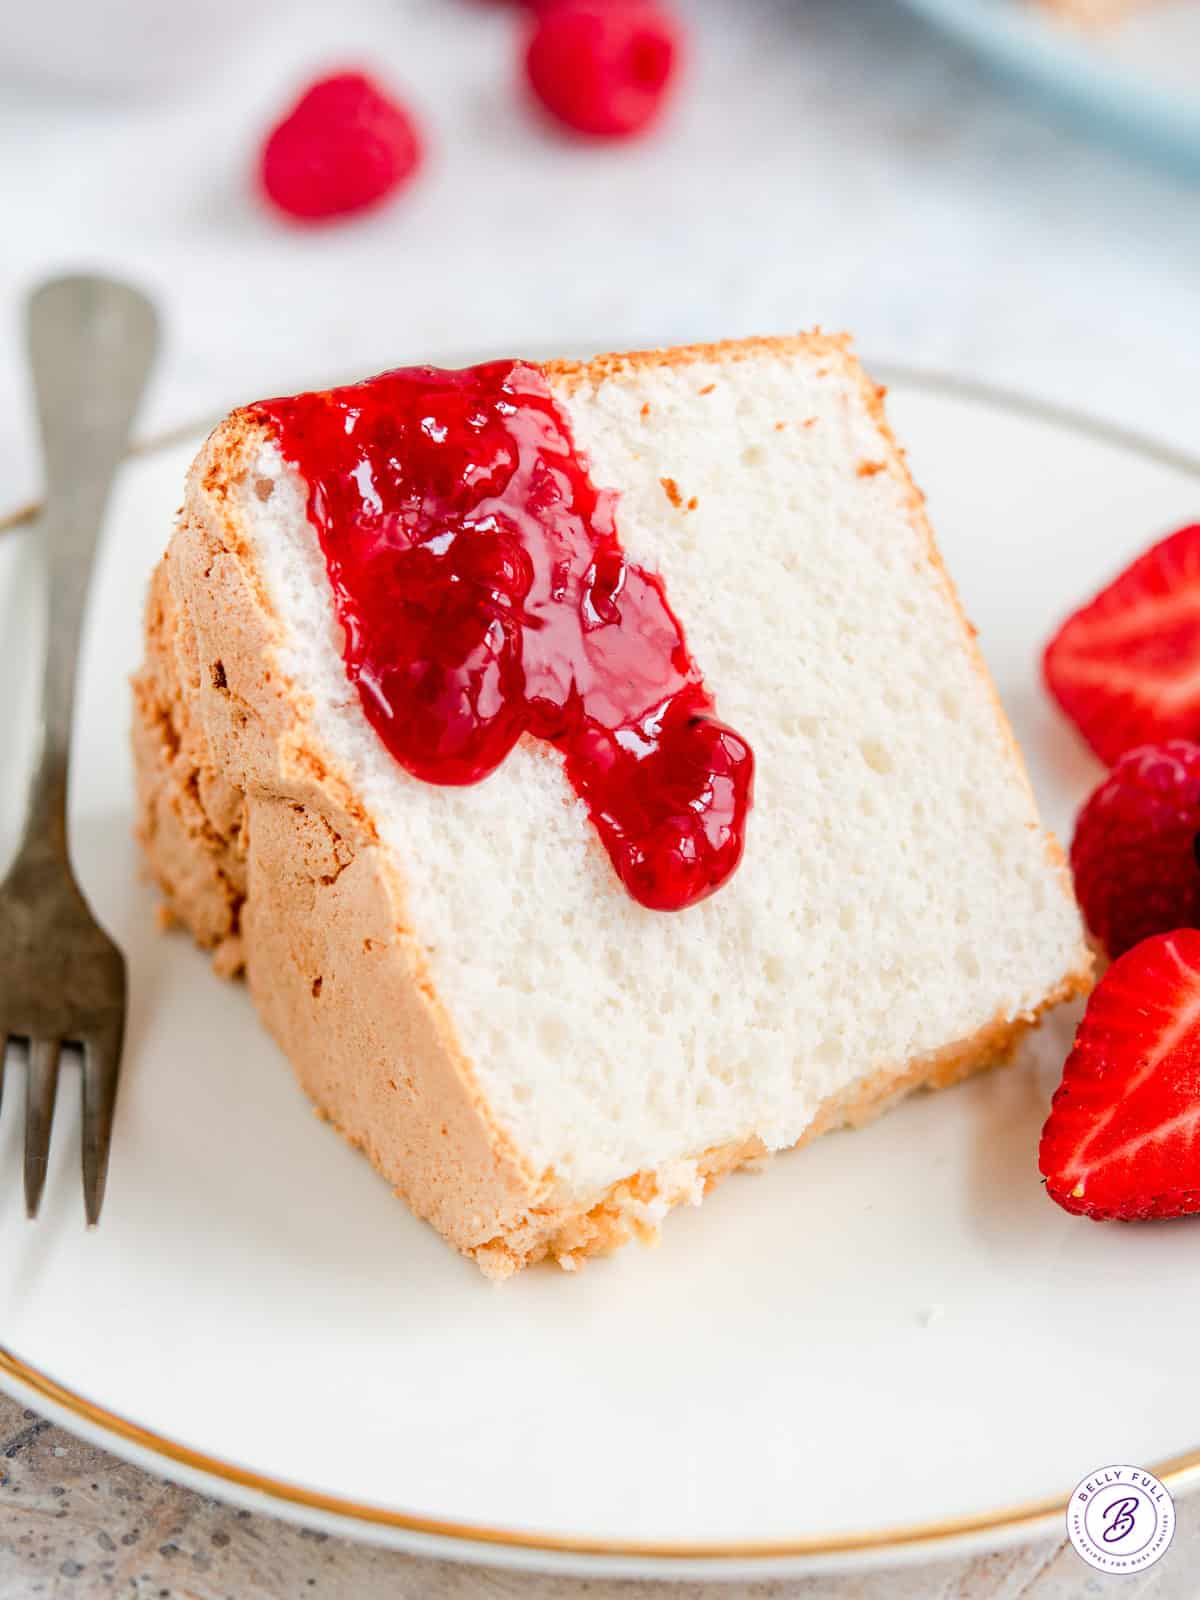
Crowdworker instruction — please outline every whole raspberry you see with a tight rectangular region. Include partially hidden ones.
[1071,740,1200,958]
[524,2,682,139]
[260,72,422,223]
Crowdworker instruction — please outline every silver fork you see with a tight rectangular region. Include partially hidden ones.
[0,276,158,1222]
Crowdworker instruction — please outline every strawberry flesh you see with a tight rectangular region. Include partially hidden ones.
[1040,929,1200,1220]
[1043,523,1200,766]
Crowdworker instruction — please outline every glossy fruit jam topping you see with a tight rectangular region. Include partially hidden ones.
[254,361,753,911]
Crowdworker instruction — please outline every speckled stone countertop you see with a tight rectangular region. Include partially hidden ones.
[0,1392,1197,1597]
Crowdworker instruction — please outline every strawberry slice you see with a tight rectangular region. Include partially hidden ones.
[1044,523,1200,766]
[1040,929,1200,1220]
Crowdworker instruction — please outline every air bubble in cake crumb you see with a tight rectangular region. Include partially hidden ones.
[762,953,785,985]
[860,738,893,776]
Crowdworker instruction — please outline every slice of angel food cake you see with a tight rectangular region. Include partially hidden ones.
[132,335,1091,1277]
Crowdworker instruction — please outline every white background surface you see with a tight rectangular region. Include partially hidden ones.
[4,2,1200,1594]
[4,0,1200,514]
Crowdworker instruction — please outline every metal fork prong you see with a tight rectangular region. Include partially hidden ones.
[81,1018,123,1225]
[0,276,154,1228]
[24,1038,62,1219]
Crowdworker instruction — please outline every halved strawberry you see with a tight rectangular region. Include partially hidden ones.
[1040,929,1200,1220]
[1044,523,1200,766]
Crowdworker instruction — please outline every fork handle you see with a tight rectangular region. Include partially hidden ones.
[22,276,159,861]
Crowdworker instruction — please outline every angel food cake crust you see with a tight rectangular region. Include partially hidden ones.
[132,335,1091,1278]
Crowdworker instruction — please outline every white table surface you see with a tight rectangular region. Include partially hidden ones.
[2,1,1200,1594]
[4,0,1200,511]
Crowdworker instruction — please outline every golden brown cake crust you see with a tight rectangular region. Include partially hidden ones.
[541,332,853,393]
[134,416,552,1259]
[131,335,1091,1278]
[468,988,1087,1278]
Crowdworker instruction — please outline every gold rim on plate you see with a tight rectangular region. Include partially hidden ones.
[2,365,1200,1570]
[6,1344,1200,1565]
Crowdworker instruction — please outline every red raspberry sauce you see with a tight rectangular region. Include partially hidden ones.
[254,362,753,911]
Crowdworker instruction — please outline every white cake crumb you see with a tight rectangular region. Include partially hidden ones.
[245,340,1088,1208]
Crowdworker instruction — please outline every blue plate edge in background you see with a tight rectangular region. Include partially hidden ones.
[894,0,1200,174]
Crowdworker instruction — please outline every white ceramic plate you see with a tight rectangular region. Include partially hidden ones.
[2,371,1200,1580]
[894,0,1200,172]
